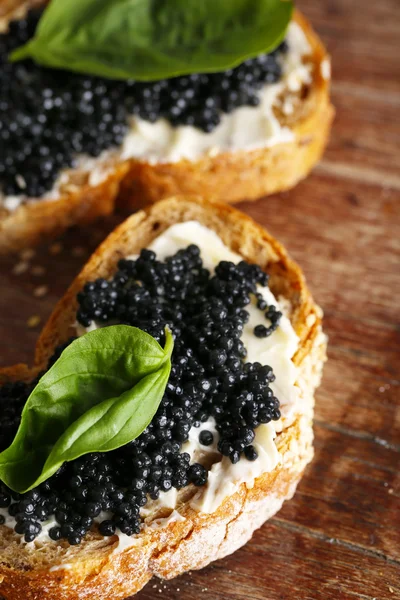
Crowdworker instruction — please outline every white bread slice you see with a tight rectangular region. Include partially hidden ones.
[0,196,326,600]
[0,4,333,253]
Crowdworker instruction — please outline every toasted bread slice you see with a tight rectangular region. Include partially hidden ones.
[0,4,333,253]
[0,196,326,600]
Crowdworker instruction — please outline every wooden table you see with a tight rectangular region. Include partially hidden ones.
[0,0,399,598]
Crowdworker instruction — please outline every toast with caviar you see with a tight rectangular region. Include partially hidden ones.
[118,11,334,210]
[0,196,326,600]
[0,1,333,253]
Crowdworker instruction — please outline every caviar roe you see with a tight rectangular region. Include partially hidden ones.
[0,249,282,543]
[0,9,289,198]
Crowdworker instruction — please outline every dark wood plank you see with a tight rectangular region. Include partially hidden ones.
[1,0,399,598]
[136,519,400,600]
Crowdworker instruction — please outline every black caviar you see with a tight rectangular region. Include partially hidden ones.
[0,246,282,544]
[0,9,288,198]
[0,381,34,455]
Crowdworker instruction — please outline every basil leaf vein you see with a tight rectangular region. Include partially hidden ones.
[0,325,173,493]
[11,0,293,81]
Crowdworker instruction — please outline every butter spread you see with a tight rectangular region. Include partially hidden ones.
[190,421,279,513]
[120,22,312,163]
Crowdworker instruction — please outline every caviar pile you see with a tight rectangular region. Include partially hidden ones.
[0,9,288,198]
[0,246,282,544]
[0,382,34,457]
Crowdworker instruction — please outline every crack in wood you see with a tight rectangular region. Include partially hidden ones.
[314,420,400,453]
[316,161,400,190]
[332,81,400,106]
[342,455,398,475]
[324,309,400,333]
[325,344,400,369]
[272,518,400,566]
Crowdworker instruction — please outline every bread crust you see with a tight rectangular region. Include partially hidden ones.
[117,11,334,210]
[0,7,333,252]
[0,0,43,30]
[0,163,129,254]
[0,196,326,600]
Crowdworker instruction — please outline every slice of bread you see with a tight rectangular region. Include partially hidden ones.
[0,196,326,600]
[0,4,333,253]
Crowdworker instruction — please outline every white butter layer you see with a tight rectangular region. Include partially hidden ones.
[1,21,313,211]
[120,22,312,163]
[189,421,280,513]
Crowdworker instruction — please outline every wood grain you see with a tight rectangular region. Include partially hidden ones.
[0,0,399,598]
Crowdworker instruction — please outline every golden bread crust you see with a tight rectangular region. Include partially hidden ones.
[0,163,129,254]
[0,0,44,30]
[0,197,326,599]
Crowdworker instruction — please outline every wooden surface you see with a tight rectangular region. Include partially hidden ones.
[0,0,399,598]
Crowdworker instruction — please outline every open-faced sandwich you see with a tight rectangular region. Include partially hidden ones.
[0,196,326,599]
[0,0,333,252]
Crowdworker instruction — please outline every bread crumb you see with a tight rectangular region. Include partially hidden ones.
[13,261,29,275]
[27,315,41,328]
[49,242,63,255]
[33,285,49,298]
[32,265,46,276]
[20,248,35,261]
[388,488,394,494]
[389,587,394,593]
[306,313,316,327]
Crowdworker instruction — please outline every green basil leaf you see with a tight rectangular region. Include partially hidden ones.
[0,325,173,493]
[10,0,293,81]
